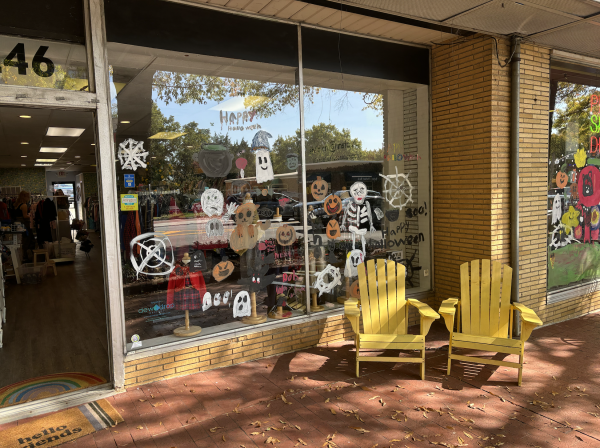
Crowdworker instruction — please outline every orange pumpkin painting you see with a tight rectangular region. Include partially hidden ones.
[276,224,297,246]
[556,171,568,188]
[311,176,328,201]
[324,194,342,215]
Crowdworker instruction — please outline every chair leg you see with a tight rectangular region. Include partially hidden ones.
[518,347,524,386]
[420,347,425,380]
[355,336,360,378]
[447,337,453,375]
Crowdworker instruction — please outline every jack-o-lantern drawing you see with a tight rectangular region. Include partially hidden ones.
[324,194,342,215]
[276,224,297,246]
[326,219,341,239]
[311,176,328,201]
[213,258,234,282]
[556,171,568,188]
[350,280,360,298]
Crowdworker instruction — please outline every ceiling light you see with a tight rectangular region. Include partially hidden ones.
[21,142,28,145]
[36,158,57,163]
[20,115,31,118]
[148,131,186,140]
[120,121,130,124]
[151,156,157,159]
[35,163,52,166]
[91,143,95,146]
[21,164,26,166]
[59,167,65,170]
[75,156,81,158]
[21,155,27,158]
[40,147,68,153]
[91,164,96,167]
[46,127,85,137]
[187,146,193,148]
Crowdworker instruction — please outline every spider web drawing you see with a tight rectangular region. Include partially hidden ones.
[118,138,149,171]
[379,166,413,209]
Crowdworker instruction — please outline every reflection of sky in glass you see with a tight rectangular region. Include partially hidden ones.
[153,88,384,152]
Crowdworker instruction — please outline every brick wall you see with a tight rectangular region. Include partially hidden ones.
[431,34,511,304]
[124,313,354,387]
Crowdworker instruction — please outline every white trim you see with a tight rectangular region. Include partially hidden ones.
[0,384,115,424]
[551,49,600,68]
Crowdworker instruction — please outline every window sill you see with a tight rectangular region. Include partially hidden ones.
[547,280,600,304]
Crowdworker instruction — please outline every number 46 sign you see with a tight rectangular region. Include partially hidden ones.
[2,43,54,77]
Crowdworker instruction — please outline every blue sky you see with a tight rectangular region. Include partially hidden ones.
[154,89,384,152]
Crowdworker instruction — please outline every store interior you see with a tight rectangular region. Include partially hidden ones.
[0,106,109,407]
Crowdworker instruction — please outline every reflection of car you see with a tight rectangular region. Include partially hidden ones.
[226,192,298,221]
[293,190,384,229]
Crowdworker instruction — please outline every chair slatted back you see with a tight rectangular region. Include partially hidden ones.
[460,260,513,338]
[357,259,407,335]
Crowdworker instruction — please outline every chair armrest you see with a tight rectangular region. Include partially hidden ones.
[407,299,439,337]
[438,298,459,333]
[344,298,360,334]
[511,303,543,342]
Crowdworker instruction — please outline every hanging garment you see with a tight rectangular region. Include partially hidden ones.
[123,211,141,258]
[37,198,56,245]
[166,265,207,310]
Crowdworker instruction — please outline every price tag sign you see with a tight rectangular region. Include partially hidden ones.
[124,174,135,188]
[121,194,138,211]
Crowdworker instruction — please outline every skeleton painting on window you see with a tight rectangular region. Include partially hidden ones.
[344,249,364,278]
[341,182,374,253]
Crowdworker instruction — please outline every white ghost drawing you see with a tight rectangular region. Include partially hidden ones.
[552,194,562,224]
[344,249,364,278]
[201,188,224,217]
[213,293,221,306]
[223,290,231,304]
[233,291,251,318]
[206,218,224,237]
[202,292,212,311]
[255,149,274,184]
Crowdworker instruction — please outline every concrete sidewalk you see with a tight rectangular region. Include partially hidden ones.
[4,311,600,447]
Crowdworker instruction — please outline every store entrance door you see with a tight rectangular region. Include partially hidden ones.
[0,106,109,409]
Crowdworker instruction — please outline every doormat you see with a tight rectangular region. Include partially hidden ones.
[0,399,123,448]
[0,373,106,408]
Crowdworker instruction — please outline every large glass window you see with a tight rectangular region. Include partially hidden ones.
[106,0,431,351]
[548,64,600,291]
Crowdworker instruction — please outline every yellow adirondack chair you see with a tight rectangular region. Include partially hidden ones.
[439,260,543,386]
[344,259,440,380]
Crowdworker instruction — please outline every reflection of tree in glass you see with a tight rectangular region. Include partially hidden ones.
[153,72,384,118]
[550,83,600,189]
[1,64,88,90]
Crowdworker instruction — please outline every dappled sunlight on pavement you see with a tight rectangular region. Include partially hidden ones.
[3,311,600,447]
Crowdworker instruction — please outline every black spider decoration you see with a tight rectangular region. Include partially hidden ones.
[237,247,276,293]
[397,250,422,288]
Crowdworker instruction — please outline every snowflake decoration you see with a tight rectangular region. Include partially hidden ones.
[118,138,148,171]
[379,166,413,209]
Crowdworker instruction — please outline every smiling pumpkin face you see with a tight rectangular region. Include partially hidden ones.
[213,260,234,282]
[324,194,342,215]
[326,219,341,239]
[276,224,297,246]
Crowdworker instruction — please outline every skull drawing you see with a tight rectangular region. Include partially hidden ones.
[201,188,224,217]
[206,218,224,237]
[202,292,212,311]
[350,182,367,205]
[233,291,251,318]
[344,249,364,278]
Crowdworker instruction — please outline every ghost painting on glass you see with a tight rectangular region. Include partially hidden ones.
[252,130,274,184]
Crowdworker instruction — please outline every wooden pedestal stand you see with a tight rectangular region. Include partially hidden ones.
[174,310,202,337]
[311,291,325,311]
[268,306,292,319]
[338,277,350,304]
[242,292,267,324]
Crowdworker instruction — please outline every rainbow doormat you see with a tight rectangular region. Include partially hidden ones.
[0,399,123,448]
[0,373,106,408]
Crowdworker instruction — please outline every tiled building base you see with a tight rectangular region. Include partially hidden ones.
[124,314,355,387]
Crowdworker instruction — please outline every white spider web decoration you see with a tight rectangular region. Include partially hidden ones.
[118,138,148,171]
[549,223,579,250]
[379,166,413,209]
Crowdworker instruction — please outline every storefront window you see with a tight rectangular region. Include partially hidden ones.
[548,69,600,291]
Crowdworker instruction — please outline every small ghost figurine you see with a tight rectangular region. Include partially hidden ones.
[252,130,274,184]
[552,194,562,225]
[344,249,364,278]
[202,292,212,311]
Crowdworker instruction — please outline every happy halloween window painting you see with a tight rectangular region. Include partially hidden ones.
[107,23,431,351]
[548,79,600,291]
